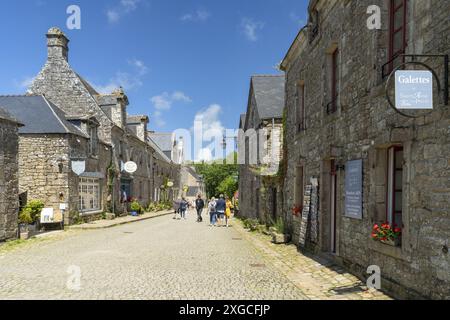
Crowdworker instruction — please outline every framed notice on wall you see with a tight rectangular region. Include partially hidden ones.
[344,159,363,220]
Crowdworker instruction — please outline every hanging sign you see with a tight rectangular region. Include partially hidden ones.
[124,161,137,174]
[345,159,363,220]
[395,70,433,110]
[71,161,85,176]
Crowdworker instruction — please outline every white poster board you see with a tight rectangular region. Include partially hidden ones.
[40,208,55,224]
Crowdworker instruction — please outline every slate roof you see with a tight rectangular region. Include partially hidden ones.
[147,136,172,163]
[239,113,246,129]
[148,132,174,152]
[0,95,88,137]
[251,75,285,120]
[0,106,22,125]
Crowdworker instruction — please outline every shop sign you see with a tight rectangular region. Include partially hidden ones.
[345,159,363,220]
[395,70,433,109]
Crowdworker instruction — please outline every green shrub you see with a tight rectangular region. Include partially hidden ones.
[21,200,45,223]
[273,217,285,234]
[19,210,33,225]
[130,201,141,212]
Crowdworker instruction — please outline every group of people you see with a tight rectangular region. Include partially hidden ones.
[172,194,234,227]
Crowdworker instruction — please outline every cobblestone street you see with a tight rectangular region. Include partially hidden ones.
[0,211,391,300]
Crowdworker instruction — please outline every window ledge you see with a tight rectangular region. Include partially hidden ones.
[369,239,408,261]
[80,210,103,216]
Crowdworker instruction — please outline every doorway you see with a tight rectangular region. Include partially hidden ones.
[330,160,337,253]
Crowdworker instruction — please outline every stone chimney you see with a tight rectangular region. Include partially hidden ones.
[46,27,69,61]
[96,87,129,129]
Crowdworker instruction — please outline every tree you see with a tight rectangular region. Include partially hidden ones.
[194,161,238,198]
[217,176,238,199]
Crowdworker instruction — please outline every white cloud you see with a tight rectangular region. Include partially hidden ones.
[121,0,141,12]
[181,8,211,22]
[15,76,35,90]
[90,58,148,94]
[107,9,120,23]
[150,91,192,110]
[128,58,148,76]
[91,71,143,94]
[107,0,142,24]
[153,110,166,127]
[241,18,264,42]
[192,104,226,161]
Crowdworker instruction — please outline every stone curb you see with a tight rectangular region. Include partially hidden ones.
[68,211,174,230]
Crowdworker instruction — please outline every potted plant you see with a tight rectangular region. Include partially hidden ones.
[371,223,402,247]
[130,201,141,217]
[18,210,33,240]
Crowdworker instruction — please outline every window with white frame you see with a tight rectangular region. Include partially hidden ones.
[79,178,101,212]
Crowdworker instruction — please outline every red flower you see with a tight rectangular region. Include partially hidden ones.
[394,228,401,233]
[373,224,379,230]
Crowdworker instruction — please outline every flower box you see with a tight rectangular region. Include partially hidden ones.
[380,238,401,247]
[371,223,402,247]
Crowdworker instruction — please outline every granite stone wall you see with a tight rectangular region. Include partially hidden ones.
[0,119,20,241]
[282,0,450,299]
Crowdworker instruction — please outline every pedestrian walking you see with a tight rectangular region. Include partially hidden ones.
[173,198,181,220]
[215,195,226,227]
[195,194,205,223]
[179,197,188,220]
[208,197,217,227]
[225,197,234,228]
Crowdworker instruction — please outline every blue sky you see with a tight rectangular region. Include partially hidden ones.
[0,0,308,159]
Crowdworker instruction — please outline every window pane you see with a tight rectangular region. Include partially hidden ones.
[393,31,404,53]
[394,0,403,8]
[395,150,403,169]
[394,9,404,30]
[395,170,403,187]
[395,192,403,212]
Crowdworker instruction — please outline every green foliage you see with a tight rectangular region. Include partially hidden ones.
[18,210,33,225]
[272,217,285,234]
[147,201,172,212]
[242,218,260,232]
[194,159,238,198]
[21,200,45,223]
[217,176,238,199]
[69,211,83,225]
[130,201,141,212]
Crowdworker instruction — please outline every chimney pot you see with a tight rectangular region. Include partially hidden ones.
[46,27,69,62]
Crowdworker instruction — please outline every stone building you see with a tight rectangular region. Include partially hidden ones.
[0,95,111,224]
[11,27,180,221]
[280,0,449,299]
[179,166,206,202]
[0,108,22,241]
[238,75,284,223]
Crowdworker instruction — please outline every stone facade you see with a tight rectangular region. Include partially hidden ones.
[0,110,21,241]
[27,27,180,219]
[280,0,450,299]
[179,166,206,202]
[239,76,284,223]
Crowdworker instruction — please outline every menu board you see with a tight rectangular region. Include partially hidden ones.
[345,159,363,219]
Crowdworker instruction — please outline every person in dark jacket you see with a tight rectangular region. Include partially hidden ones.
[179,197,188,220]
[195,195,205,223]
[215,195,226,227]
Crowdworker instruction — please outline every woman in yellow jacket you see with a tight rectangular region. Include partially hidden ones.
[225,197,234,228]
